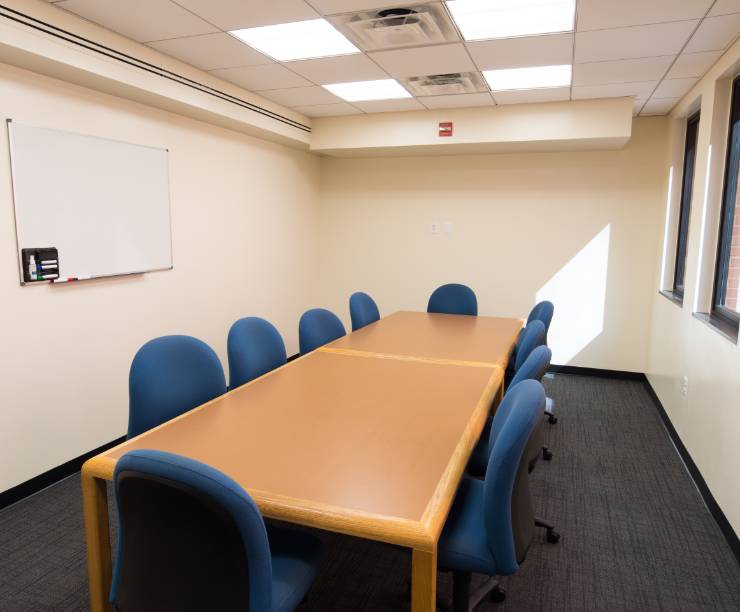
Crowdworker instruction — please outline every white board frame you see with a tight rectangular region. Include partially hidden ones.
[7,119,174,285]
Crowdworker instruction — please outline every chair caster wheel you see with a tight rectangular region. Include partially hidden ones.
[546,528,561,544]
[548,414,558,425]
[489,586,506,603]
[542,447,553,461]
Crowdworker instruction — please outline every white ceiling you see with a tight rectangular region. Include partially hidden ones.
[48,0,740,118]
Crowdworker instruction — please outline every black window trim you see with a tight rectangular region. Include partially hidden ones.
[672,110,701,301]
[711,75,740,334]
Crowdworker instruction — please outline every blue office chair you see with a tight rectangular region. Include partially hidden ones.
[526,301,554,344]
[427,283,478,316]
[439,380,544,610]
[110,450,323,612]
[468,345,552,476]
[299,308,346,354]
[526,301,558,424]
[128,335,226,439]
[349,292,380,331]
[506,320,546,387]
[228,317,287,389]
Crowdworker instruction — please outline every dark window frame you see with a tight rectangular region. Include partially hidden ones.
[673,111,700,300]
[712,75,740,333]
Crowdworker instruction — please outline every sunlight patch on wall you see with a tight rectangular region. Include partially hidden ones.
[536,225,611,364]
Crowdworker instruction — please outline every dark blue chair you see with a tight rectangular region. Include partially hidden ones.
[527,301,558,424]
[468,345,552,476]
[228,317,287,389]
[439,380,544,610]
[110,450,323,612]
[349,292,380,331]
[526,300,554,344]
[427,283,478,316]
[298,308,346,354]
[506,320,546,388]
[128,335,226,439]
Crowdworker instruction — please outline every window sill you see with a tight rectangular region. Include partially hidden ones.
[659,290,683,307]
[692,312,739,344]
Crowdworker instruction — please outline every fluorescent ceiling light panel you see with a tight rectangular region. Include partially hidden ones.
[230,19,359,61]
[323,79,412,102]
[446,0,575,41]
[484,64,572,90]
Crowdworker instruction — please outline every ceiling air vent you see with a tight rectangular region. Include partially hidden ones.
[402,72,488,97]
[333,4,458,51]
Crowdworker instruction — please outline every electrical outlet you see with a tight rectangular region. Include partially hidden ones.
[681,376,689,399]
[431,222,440,234]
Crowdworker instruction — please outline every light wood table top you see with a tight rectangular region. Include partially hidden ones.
[323,310,523,367]
[88,350,500,547]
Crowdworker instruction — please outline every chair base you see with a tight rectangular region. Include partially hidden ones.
[452,571,505,612]
[545,397,557,424]
[542,446,553,461]
[535,516,560,543]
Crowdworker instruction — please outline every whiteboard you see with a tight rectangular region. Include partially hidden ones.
[8,121,172,284]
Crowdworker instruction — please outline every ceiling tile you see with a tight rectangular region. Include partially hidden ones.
[573,56,673,86]
[257,85,342,106]
[684,13,740,52]
[632,97,647,115]
[294,102,363,116]
[419,92,494,109]
[310,0,429,15]
[467,33,573,71]
[577,0,712,31]
[352,98,425,113]
[147,33,272,71]
[652,77,698,98]
[55,0,217,42]
[667,50,723,78]
[641,97,680,115]
[709,0,740,16]
[284,54,388,84]
[172,0,319,30]
[368,44,475,78]
[209,64,312,90]
[572,81,658,99]
[575,21,698,63]
[494,86,571,105]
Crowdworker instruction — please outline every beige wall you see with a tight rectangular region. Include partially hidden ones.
[0,62,321,492]
[318,117,668,372]
[647,37,740,534]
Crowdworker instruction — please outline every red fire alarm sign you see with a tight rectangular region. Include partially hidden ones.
[438,121,453,137]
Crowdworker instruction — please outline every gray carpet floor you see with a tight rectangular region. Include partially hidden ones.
[1,374,739,611]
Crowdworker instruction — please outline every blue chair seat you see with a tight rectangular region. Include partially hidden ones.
[438,477,497,576]
[269,526,324,612]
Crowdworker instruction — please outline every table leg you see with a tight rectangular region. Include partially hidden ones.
[411,548,437,612]
[81,470,113,612]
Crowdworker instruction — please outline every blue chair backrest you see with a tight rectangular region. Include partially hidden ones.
[508,345,551,390]
[299,308,346,354]
[111,450,273,612]
[482,380,544,575]
[128,335,226,439]
[227,317,286,389]
[526,301,554,343]
[349,292,380,331]
[512,320,546,373]
[427,283,478,316]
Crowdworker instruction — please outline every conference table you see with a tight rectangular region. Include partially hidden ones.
[81,310,523,612]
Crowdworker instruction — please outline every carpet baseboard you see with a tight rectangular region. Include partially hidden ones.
[548,364,644,380]
[640,378,740,567]
[0,435,125,511]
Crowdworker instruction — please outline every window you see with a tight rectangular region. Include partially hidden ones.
[713,76,740,332]
[673,112,700,299]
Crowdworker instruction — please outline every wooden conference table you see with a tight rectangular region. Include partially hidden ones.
[81,311,523,612]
